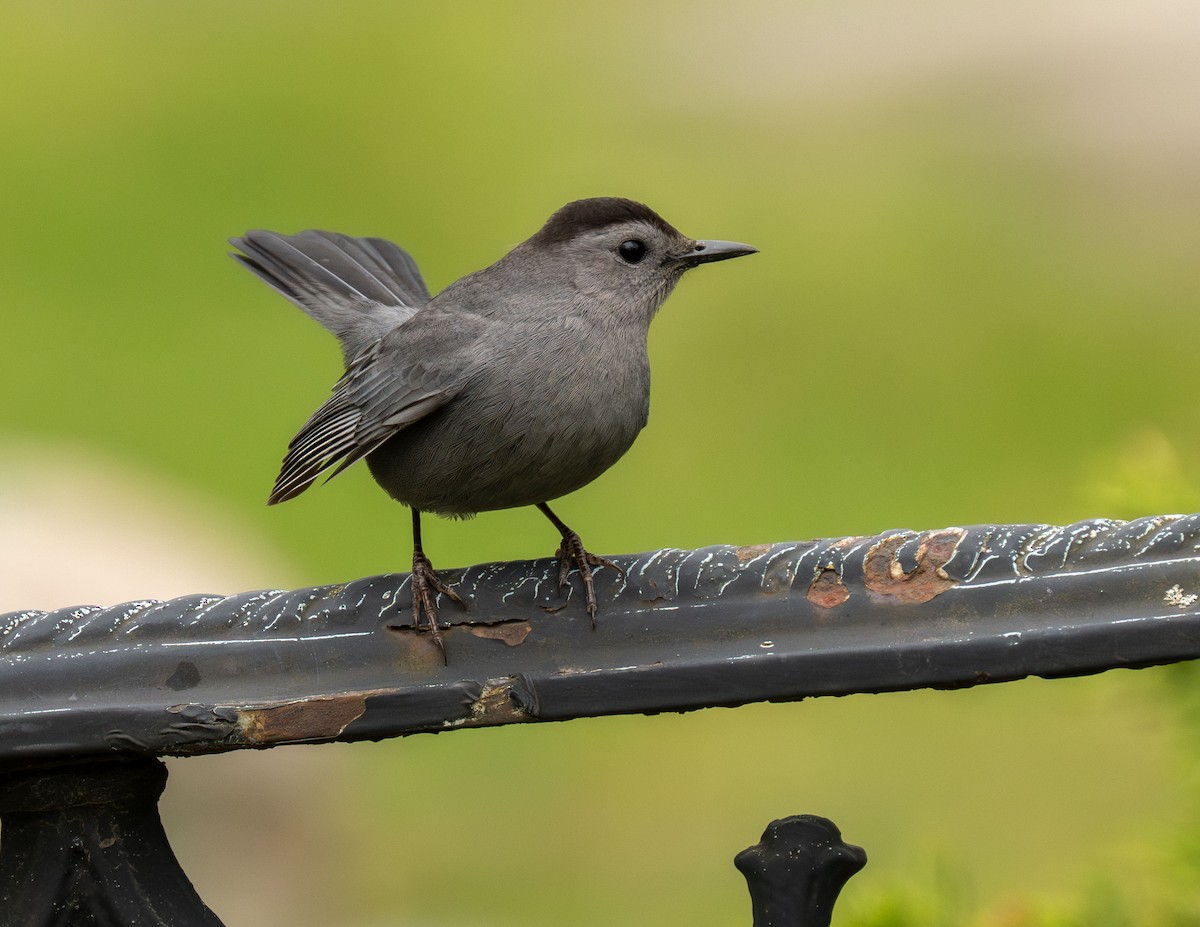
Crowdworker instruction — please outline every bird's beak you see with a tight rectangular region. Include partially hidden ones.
[676,239,759,266]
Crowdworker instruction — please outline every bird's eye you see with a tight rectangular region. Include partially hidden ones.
[618,239,647,264]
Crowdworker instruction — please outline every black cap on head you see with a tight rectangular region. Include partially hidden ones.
[533,197,682,245]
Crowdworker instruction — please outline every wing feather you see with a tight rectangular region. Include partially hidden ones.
[266,310,488,504]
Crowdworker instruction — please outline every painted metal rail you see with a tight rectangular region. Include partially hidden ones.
[2,513,1199,923]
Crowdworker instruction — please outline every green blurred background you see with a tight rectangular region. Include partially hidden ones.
[3,2,1200,925]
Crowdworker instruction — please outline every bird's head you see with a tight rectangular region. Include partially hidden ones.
[520,197,757,324]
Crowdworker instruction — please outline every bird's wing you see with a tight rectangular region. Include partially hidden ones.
[231,230,433,360]
[268,311,486,505]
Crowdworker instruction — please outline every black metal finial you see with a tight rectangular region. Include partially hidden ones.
[735,815,867,927]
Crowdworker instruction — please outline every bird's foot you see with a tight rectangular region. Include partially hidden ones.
[554,531,626,626]
[411,551,465,661]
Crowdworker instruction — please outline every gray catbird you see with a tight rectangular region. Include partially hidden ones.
[231,197,755,653]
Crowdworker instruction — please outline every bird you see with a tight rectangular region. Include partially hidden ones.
[231,197,756,655]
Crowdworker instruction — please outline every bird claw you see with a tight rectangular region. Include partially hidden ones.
[411,551,465,661]
[554,531,624,626]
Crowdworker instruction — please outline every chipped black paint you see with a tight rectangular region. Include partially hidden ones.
[3,515,1200,770]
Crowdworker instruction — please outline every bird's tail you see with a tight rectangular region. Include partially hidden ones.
[230,230,432,360]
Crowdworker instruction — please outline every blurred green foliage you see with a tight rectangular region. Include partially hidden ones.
[3,2,1200,925]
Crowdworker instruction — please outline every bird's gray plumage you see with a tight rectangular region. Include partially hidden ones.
[231,198,755,640]
[231,229,432,361]
[268,308,485,506]
[232,198,755,516]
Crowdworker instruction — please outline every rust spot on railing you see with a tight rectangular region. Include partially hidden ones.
[805,536,867,608]
[863,528,964,604]
[237,693,369,744]
[460,679,533,726]
[807,569,851,608]
[736,544,772,562]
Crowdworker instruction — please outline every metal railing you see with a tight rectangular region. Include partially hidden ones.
[2,512,1199,924]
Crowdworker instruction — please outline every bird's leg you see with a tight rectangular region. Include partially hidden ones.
[410,508,464,660]
[536,502,625,626]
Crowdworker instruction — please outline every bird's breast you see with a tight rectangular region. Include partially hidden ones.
[367,320,651,515]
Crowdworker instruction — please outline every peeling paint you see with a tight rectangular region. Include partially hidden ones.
[864,528,964,604]
[1165,584,1198,608]
[236,693,368,744]
[807,568,851,608]
[463,679,532,726]
[466,622,533,646]
[736,544,771,562]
